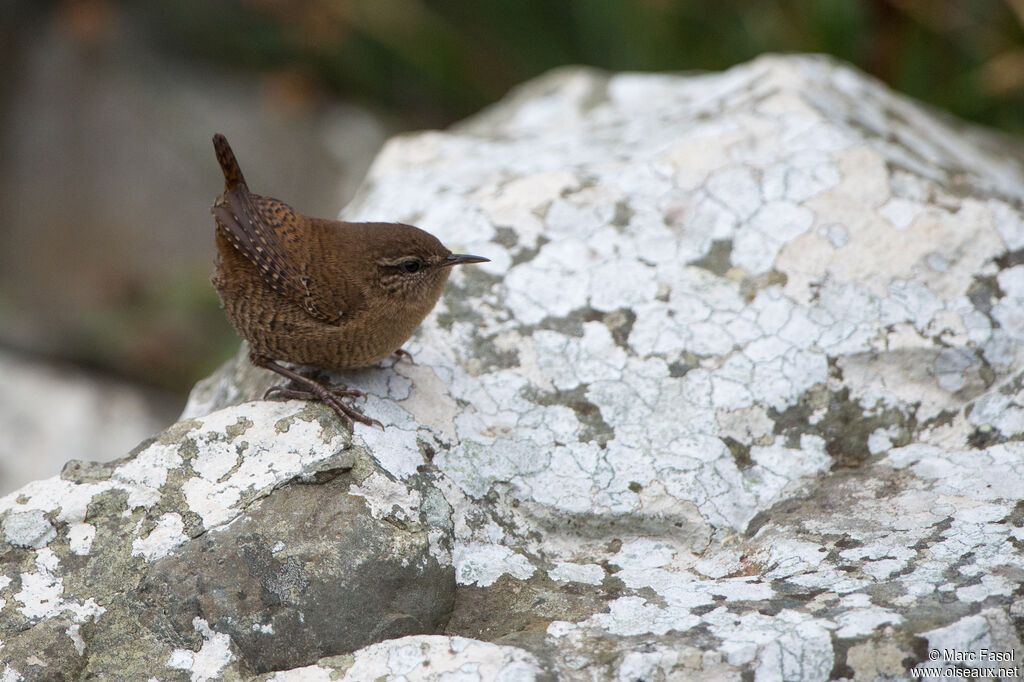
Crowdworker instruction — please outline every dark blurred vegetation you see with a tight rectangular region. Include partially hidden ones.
[141,0,1024,133]
[1,0,1022,402]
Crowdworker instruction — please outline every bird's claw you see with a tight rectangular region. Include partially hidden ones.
[264,385,366,401]
[320,393,383,430]
[263,384,379,429]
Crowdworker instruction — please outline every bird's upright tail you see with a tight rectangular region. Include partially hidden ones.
[213,133,247,191]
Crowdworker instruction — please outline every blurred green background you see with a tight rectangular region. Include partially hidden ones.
[1,0,1022,406]
[147,0,1024,132]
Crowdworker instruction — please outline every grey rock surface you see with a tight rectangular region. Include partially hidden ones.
[0,402,454,680]
[5,54,1024,681]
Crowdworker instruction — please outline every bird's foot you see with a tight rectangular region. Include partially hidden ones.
[393,348,415,364]
[253,356,383,430]
[263,384,382,430]
[264,385,366,401]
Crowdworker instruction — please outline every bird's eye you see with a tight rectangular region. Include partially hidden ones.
[401,259,421,274]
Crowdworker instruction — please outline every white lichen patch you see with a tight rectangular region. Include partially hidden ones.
[66,523,96,555]
[1,402,349,572]
[111,441,181,509]
[833,601,905,638]
[885,443,1024,503]
[263,665,333,681]
[166,617,235,682]
[131,513,187,562]
[589,596,702,637]
[2,510,56,549]
[453,542,535,587]
[351,415,425,482]
[392,362,460,442]
[0,477,115,526]
[348,471,422,524]
[548,562,604,585]
[0,397,366,681]
[67,622,85,655]
[968,392,1024,438]
[332,635,545,682]
[181,402,349,530]
[702,607,835,679]
[13,549,104,623]
[922,610,1022,676]
[1,665,24,682]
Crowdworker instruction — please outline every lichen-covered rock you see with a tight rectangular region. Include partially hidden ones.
[5,54,1024,681]
[254,635,549,681]
[0,402,455,680]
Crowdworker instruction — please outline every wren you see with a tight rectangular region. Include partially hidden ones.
[209,133,488,428]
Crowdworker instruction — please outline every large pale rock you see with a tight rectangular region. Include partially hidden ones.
[0,349,176,495]
[4,54,1024,680]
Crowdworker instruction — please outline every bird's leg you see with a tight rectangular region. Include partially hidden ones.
[263,385,365,401]
[393,348,415,364]
[252,355,383,430]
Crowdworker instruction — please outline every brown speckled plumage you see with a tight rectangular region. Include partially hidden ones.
[210,133,488,427]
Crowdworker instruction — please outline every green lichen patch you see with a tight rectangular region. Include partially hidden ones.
[267,401,352,446]
[224,416,255,440]
[966,274,1003,318]
[177,436,200,463]
[524,384,615,448]
[966,424,1004,449]
[769,384,916,469]
[60,458,118,484]
[470,336,521,372]
[689,239,734,277]
[78,604,193,681]
[993,247,1024,270]
[510,235,549,267]
[739,269,788,303]
[610,200,634,231]
[668,351,702,378]
[446,572,606,644]
[157,418,203,446]
[491,225,519,249]
[530,306,605,339]
[0,614,88,680]
[721,436,753,470]
[602,308,636,351]
[436,268,503,330]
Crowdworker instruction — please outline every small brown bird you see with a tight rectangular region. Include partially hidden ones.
[210,133,488,428]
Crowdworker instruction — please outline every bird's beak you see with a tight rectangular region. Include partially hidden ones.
[443,253,490,267]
